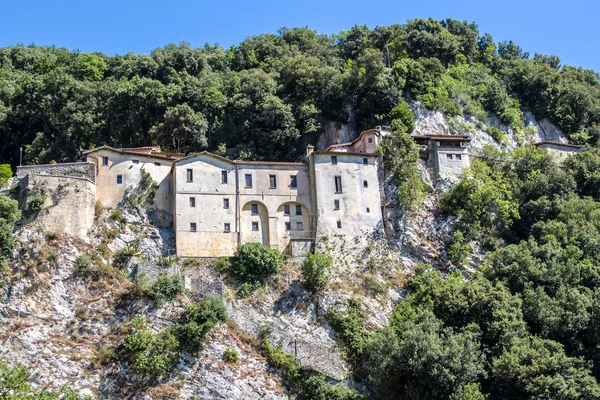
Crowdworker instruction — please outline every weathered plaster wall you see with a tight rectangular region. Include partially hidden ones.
[24,175,95,238]
[86,150,174,220]
[16,162,96,182]
[311,153,383,252]
[174,155,238,257]
[433,145,470,188]
[536,143,580,160]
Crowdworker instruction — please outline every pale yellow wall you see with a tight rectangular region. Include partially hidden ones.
[237,163,312,252]
[311,153,382,238]
[174,154,237,257]
[86,150,174,218]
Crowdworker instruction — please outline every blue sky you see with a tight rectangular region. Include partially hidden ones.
[1,0,598,71]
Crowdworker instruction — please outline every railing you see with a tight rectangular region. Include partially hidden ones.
[287,230,315,240]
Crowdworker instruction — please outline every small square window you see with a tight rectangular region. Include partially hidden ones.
[132,159,139,164]
[296,205,302,215]
[251,203,258,215]
[368,137,373,143]
[446,154,453,160]
[116,175,123,184]
[334,199,340,210]
[296,222,303,231]
[285,222,291,231]
[224,223,231,232]
[245,174,252,188]
[337,220,342,229]
[290,175,297,188]
[189,197,196,207]
[102,157,108,166]
[456,154,462,160]
[363,158,368,165]
[367,207,370,213]
[154,162,161,167]
[223,198,230,209]
[252,221,259,231]
[222,170,228,184]
[269,174,277,188]
[187,169,193,182]
[190,222,197,232]
[364,180,368,188]
[284,205,290,215]
[331,156,337,165]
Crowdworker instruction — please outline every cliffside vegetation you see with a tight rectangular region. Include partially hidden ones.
[324,146,600,399]
[1,18,599,167]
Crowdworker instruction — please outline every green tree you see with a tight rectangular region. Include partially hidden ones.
[0,165,11,187]
[149,103,208,152]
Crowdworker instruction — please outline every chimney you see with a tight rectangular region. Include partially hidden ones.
[306,145,315,160]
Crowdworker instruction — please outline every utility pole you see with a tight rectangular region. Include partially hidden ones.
[19,146,23,166]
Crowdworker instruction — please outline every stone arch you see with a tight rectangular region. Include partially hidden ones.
[241,200,270,246]
[275,201,311,252]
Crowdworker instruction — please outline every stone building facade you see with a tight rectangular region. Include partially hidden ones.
[12,127,480,257]
[534,141,581,160]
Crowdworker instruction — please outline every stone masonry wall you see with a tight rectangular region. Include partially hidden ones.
[16,162,96,183]
[23,175,95,238]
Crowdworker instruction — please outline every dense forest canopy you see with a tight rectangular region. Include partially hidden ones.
[0,18,599,168]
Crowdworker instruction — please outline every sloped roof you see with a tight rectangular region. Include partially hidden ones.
[83,145,184,160]
[325,127,384,152]
[534,141,581,149]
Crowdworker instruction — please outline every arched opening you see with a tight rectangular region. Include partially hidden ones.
[241,201,270,246]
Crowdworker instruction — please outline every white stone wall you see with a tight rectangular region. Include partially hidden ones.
[174,155,238,257]
[311,153,383,244]
[86,150,175,219]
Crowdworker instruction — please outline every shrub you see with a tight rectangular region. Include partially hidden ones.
[446,230,471,266]
[28,193,46,212]
[212,257,231,273]
[73,255,92,274]
[174,296,227,353]
[157,254,180,267]
[231,243,283,284]
[325,299,370,366]
[237,281,260,298]
[131,272,150,298]
[223,347,239,363]
[110,209,126,225]
[301,252,332,293]
[94,200,104,219]
[147,274,184,306]
[486,126,509,146]
[0,164,12,187]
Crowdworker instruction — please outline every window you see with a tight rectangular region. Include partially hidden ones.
[456,154,462,160]
[296,205,302,215]
[367,207,370,213]
[285,222,291,231]
[252,221,259,231]
[363,180,368,188]
[284,205,290,215]
[368,137,373,143]
[290,175,297,188]
[251,203,258,215]
[446,154,453,160]
[223,198,230,209]
[269,174,277,188]
[221,170,228,184]
[337,220,342,229]
[363,158,368,165]
[154,162,161,167]
[296,222,303,231]
[102,157,108,166]
[334,176,343,193]
[245,174,252,187]
[190,222,197,232]
[116,175,123,184]
[334,199,340,210]
[186,169,193,182]
[132,159,139,164]
[224,223,231,232]
[331,156,337,165]
[189,197,196,207]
